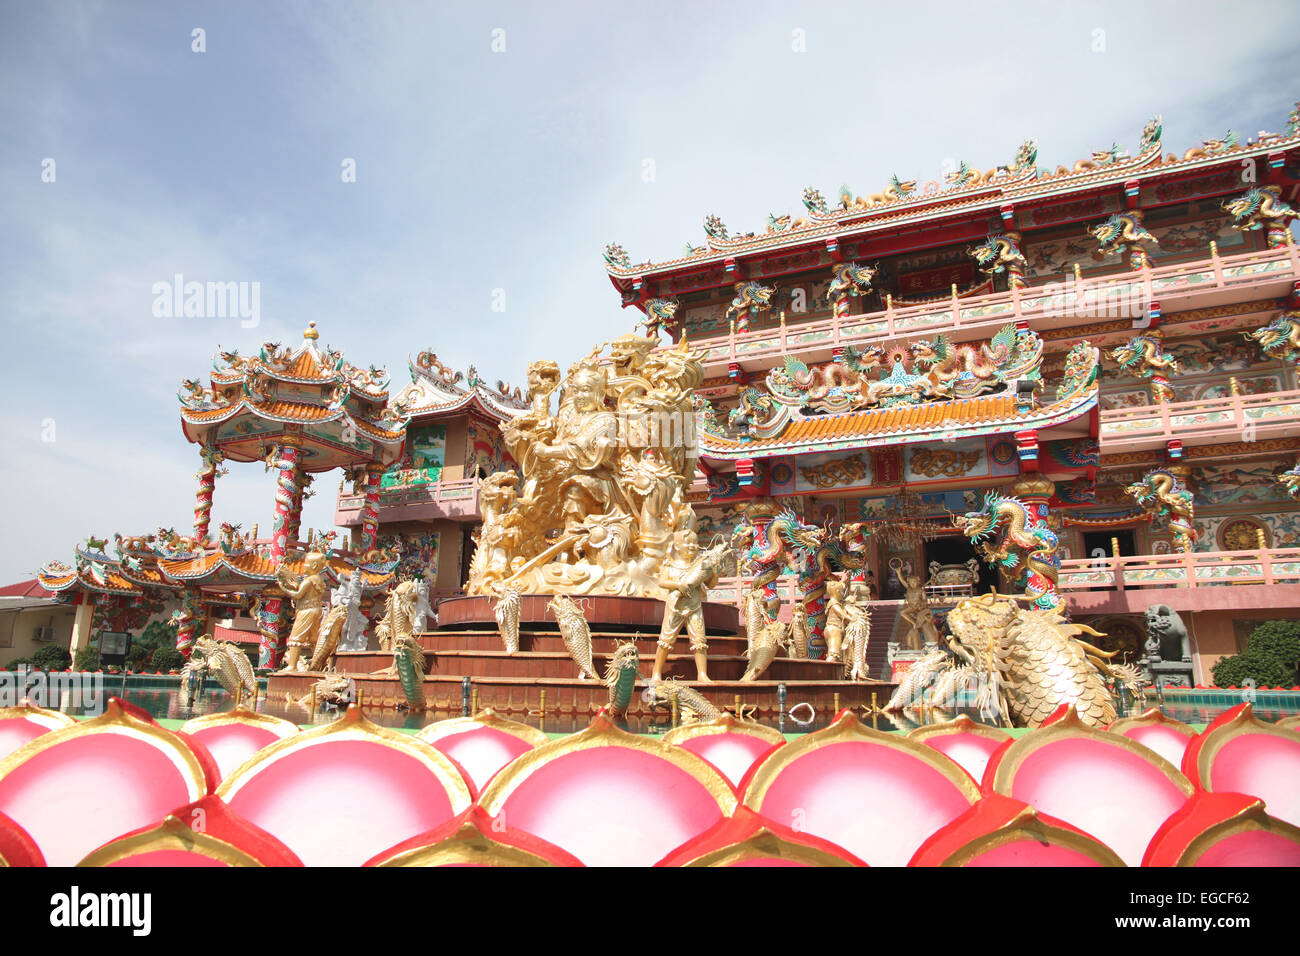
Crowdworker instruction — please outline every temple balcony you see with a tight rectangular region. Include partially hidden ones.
[1098,387,1300,454]
[686,243,1300,377]
[334,476,482,527]
[1059,547,1300,615]
[707,548,1300,622]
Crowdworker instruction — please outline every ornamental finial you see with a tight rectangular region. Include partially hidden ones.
[304,321,319,341]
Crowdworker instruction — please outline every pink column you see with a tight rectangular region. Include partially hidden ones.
[360,463,384,553]
[259,443,300,668]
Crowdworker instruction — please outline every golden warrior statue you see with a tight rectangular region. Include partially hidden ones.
[275,551,328,672]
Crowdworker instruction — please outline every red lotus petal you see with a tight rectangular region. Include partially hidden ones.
[78,794,303,866]
[744,711,979,866]
[0,700,213,866]
[1107,708,1198,770]
[1144,790,1300,866]
[217,706,473,866]
[365,806,584,866]
[180,708,301,782]
[0,809,45,866]
[417,710,547,793]
[908,715,1012,785]
[0,700,77,761]
[477,711,736,867]
[910,793,1123,866]
[988,706,1191,865]
[1181,704,1300,826]
[656,805,867,866]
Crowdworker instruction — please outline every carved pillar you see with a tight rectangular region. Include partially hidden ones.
[259,443,300,668]
[360,462,385,553]
[1010,473,1063,615]
[174,589,201,657]
[192,446,224,544]
[286,472,313,548]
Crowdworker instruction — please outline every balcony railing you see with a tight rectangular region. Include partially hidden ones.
[335,476,482,521]
[1099,388,1300,453]
[1060,547,1300,591]
[684,243,1300,368]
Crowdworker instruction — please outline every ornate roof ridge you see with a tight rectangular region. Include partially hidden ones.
[605,114,1300,281]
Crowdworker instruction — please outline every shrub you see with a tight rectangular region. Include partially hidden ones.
[1212,620,1300,689]
[30,645,72,671]
[151,647,184,672]
[73,646,99,672]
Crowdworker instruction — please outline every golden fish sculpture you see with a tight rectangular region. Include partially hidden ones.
[494,587,521,654]
[740,619,785,682]
[547,594,600,680]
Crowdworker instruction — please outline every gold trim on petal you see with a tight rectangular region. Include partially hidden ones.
[745,710,981,811]
[417,708,548,748]
[0,699,209,803]
[478,711,737,816]
[679,828,859,867]
[991,705,1193,797]
[662,712,785,748]
[941,805,1126,867]
[180,705,300,739]
[0,700,78,731]
[77,814,264,867]
[907,713,1012,745]
[216,704,473,810]
[372,821,560,867]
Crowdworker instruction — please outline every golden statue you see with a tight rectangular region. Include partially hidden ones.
[823,578,847,663]
[891,558,940,649]
[275,552,328,672]
[466,334,705,600]
[652,540,729,682]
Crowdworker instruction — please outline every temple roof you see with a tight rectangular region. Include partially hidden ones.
[391,349,528,421]
[604,112,1300,288]
[695,342,1099,460]
[179,322,408,469]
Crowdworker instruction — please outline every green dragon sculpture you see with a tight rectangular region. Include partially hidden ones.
[1223,185,1298,249]
[827,262,877,319]
[1242,311,1300,367]
[605,642,640,721]
[1110,329,1179,404]
[969,232,1029,290]
[1126,468,1197,554]
[1089,210,1158,270]
[955,490,1063,615]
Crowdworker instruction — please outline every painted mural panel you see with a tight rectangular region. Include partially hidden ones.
[381,423,446,490]
[386,531,439,581]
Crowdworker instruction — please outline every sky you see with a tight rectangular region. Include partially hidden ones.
[2,0,1298,584]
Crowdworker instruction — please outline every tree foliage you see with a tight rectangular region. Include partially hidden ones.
[30,645,72,670]
[1212,620,1300,688]
[150,647,184,672]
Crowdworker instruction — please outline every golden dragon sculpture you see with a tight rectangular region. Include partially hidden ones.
[886,592,1145,729]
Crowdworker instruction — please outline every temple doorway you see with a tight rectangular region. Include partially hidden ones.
[923,534,999,594]
[1082,529,1136,560]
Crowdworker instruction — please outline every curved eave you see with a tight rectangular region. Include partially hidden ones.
[403,387,525,422]
[35,571,78,593]
[698,390,1097,461]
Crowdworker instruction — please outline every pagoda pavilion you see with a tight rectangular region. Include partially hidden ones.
[604,104,1300,682]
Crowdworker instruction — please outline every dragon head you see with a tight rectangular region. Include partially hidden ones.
[955,492,1005,543]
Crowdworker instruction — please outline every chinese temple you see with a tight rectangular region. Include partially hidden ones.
[37,323,406,667]
[333,350,528,594]
[605,105,1300,683]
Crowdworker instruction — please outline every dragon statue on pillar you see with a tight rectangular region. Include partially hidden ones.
[1278,461,1300,500]
[1223,185,1298,248]
[725,281,775,333]
[1110,329,1179,404]
[969,232,1029,290]
[955,490,1062,615]
[827,262,876,319]
[1089,210,1158,270]
[885,592,1145,729]
[1126,469,1198,554]
[731,500,809,623]
[1242,311,1300,367]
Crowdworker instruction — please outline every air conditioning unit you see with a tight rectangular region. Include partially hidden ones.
[33,625,55,643]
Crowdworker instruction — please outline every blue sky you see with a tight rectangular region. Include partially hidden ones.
[2,0,1298,583]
